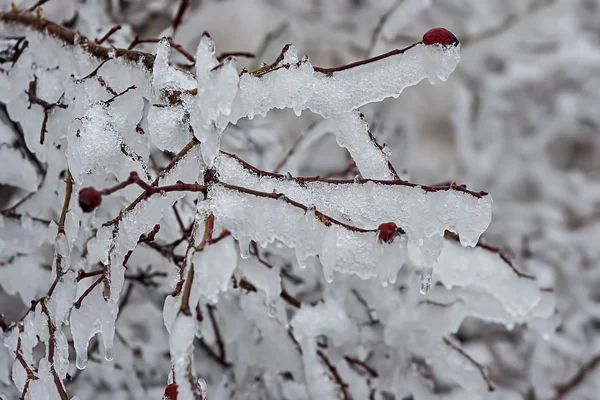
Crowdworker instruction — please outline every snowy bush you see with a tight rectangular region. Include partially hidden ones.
[5,0,597,399]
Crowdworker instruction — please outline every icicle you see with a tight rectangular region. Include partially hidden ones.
[420,265,433,295]
[198,377,208,398]
[76,351,88,370]
[104,348,114,362]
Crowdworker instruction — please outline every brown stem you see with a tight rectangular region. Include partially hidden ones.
[221,151,488,198]
[57,170,73,233]
[554,354,600,399]
[104,139,199,227]
[217,51,255,62]
[25,77,68,144]
[73,274,104,309]
[445,231,535,280]
[317,350,350,400]
[219,182,379,233]
[103,84,136,105]
[207,305,226,363]
[344,355,379,378]
[172,0,191,36]
[94,25,121,45]
[128,36,195,63]
[443,337,495,391]
[27,0,51,12]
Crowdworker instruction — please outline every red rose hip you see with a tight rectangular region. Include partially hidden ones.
[422,28,459,46]
[78,187,102,213]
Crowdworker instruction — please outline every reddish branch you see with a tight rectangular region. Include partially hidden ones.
[317,350,350,400]
[172,0,191,36]
[104,139,200,226]
[445,231,536,280]
[216,51,255,63]
[39,300,69,400]
[344,355,379,378]
[128,36,195,63]
[0,10,155,69]
[25,77,68,144]
[94,25,121,45]
[443,337,495,391]
[221,151,488,199]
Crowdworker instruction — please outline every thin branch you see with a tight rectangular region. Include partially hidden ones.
[217,51,255,63]
[221,151,488,198]
[128,37,195,63]
[554,354,600,399]
[317,350,350,400]
[25,77,68,144]
[94,25,121,45]
[172,0,191,36]
[207,305,226,363]
[445,231,535,280]
[73,274,104,309]
[344,355,379,378]
[365,0,404,58]
[27,0,51,12]
[443,337,495,391]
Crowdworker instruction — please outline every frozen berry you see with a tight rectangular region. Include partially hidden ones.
[422,28,459,46]
[163,382,178,400]
[78,187,102,213]
[378,222,399,244]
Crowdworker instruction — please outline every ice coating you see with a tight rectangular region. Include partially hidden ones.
[208,185,410,283]
[214,153,493,248]
[331,110,396,180]
[226,42,460,122]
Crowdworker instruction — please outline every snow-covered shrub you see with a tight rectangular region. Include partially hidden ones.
[0,1,567,399]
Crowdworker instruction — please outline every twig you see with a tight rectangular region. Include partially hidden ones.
[365,0,404,58]
[217,51,255,63]
[128,37,195,63]
[344,355,379,378]
[221,151,488,198]
[554,354,600,399]
[317,350,350,400]
[25,77,68,144]
[73,274,104,309]
[27,0,50,12]
[443,337,495,391]
[207,305,226,364]
[94,25,121,45]
[172,0,191,37]
[445,231,535,280]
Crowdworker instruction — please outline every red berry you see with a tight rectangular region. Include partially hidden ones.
[163,383,178,400]
[78,187,102,213]
[422,28,459,46]
[377,222,398,244]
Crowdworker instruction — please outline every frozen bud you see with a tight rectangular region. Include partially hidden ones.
[378,222,401,244]
[422,27,459,46]
[163,382,178,400]
[78,187,102,212]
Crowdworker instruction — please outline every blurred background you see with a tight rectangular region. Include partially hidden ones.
[2,0,600,398]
